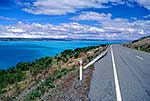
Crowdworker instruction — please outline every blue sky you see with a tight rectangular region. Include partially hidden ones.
[0,0,150,40]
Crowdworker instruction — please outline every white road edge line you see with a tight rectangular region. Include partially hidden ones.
[111,45,122,101]
[136,55,143,61]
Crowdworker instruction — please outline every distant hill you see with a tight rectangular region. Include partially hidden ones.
[0,37,130,41]
[0,38,71,41]
[124,36,150,52]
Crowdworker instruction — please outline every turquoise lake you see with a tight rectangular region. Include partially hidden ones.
[0,40,127,69]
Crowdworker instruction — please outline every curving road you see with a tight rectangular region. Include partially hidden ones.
[89,45,150,101]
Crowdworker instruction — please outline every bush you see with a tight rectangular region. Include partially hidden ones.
[0,89,7,94]
[0,69,25,88]
[16,62,31,71]
[53,68,70,80]
[45,79,55,88]
[27,83,46,100]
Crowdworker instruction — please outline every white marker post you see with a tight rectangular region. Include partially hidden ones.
[79,59,83,81]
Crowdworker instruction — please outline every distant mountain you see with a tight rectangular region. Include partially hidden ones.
[124,36,150,52]
[0,37,130,41]
[0,38,71,41]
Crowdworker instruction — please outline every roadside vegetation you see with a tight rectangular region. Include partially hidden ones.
[25,67,76,100]
[0,44,107,100]
[123,36,150,52]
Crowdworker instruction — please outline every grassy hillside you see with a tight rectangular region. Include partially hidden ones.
[124,36,150,52]
[0,44,107,101]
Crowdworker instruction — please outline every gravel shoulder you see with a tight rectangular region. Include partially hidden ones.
[42,65,94,101]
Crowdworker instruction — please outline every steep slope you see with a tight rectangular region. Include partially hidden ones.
[0,45,107,101]
[124,36,150,52]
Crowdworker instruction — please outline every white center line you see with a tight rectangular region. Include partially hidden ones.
[111,46,122,101]
[136,55,143,61]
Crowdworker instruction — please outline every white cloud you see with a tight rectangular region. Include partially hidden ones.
[22,0,101,15]
[0,19,149,40]
[21,0,123,15]
[71,12,128,26]
[71,12,112,21]
[9,29,25,33]
[143,14,150,18]
[133,0,150,10]
[20,0,150,15]
[71,12,150,39]
[0,11,149,40]
[0,16,16,21]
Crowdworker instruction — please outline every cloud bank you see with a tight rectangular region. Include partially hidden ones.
[20,0,150,15]
[0,12,149,40]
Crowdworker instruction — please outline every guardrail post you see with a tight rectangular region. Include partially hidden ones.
[79,59,83,81]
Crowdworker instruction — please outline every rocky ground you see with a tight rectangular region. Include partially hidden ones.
[41,65,94,101]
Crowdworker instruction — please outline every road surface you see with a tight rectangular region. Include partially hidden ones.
[89,45,150,101]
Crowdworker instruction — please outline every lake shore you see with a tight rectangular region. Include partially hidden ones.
[0,40,118,69]
[0,44,107,101]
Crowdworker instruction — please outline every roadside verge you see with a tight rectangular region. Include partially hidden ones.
[83,47,109,69]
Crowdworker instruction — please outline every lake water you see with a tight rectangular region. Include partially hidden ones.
[0,40,126,69]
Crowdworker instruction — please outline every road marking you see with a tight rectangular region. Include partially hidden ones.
[136,55,143,61]
[111,46,122,101]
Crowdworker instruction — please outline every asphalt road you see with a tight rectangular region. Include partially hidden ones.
[88,45,150,101]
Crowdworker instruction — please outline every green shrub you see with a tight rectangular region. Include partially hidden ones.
[16,62,31,71]
[45,79,55,89]
[0,89,7,94]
